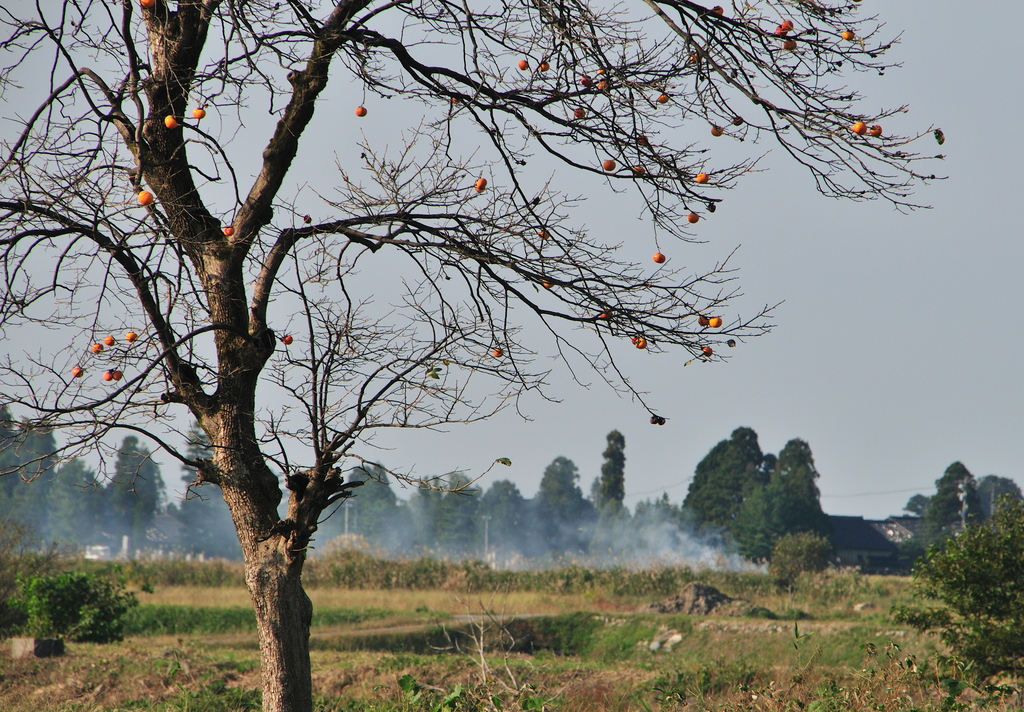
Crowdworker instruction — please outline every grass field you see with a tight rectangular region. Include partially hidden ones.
[1,561,1019,712]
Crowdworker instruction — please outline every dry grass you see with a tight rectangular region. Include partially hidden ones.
[1,610,1017,712]
[143,585,642,616]
[3,571,1016,712]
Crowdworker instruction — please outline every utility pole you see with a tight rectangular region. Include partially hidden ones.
[481,515,491,559]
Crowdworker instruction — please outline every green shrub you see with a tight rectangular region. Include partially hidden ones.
[893,495,1024,681]
[0,519,60,636]
[769,531,831,589]
[16,570,137,642]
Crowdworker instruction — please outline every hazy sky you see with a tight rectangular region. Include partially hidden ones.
[3,1,1021,523]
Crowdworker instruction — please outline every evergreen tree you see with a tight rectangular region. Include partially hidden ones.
[0,422,59,537]
[731,484,777,561]
[732,439,830,561]
[435,475,480,555]
[594,430,626,513]
[47,459,106,546]
[409,484,444,553]
[921,462,982,544]
[633,493,688,530]
[107,436,165,556]
[904,493,931,517]
[535,456,596,553]
[329,464,404,551]
[479,480,530,557]
[975,475,1023,520]
[168,423,240,559]
[0,405,19,502]
[772,439,831,536]
[684,427,772,533]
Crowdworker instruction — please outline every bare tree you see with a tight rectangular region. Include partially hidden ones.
[0,0,935,709]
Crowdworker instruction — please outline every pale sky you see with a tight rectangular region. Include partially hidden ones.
[3,0,1022,522]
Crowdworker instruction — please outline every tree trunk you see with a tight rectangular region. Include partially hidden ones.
[245,544,313,712]
[213,427,314,712]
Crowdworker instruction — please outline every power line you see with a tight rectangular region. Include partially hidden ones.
[821,486,930,499]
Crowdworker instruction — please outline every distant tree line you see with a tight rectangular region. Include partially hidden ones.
[2,404,1021,565]
[0,408,238,559]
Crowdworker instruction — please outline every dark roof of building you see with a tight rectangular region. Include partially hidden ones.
[828,515,899,553]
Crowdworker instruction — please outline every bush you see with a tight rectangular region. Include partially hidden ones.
[0,518,59,636]
[15,571,137,642]
[769,531,831,589]
[893,495,1024,681]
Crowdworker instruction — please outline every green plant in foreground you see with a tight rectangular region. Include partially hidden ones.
[893,496,1024,682]
[15,570,137,642]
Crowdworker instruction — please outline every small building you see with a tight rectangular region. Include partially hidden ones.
[83,545,111,560]
[870,515,921,544]
[828,515,903,573]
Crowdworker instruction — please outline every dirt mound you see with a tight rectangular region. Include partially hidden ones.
[641,581,754,616]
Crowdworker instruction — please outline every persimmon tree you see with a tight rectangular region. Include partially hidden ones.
[0,0,935,708]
